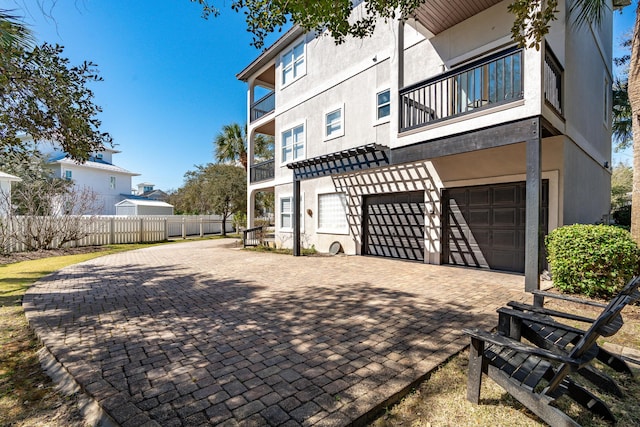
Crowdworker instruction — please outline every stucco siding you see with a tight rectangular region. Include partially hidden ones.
[561,0,612,167]
[561,139,611,225]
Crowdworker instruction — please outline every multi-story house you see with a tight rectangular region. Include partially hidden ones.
[40,143,140,215]
[238,0,614,290]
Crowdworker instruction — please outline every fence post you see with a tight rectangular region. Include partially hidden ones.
[181,216,186,239]
[110,217,115,244]
[139,217,144,243]
[164,218,169,241]
[199,217,204,237]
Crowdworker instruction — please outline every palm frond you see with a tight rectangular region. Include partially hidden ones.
[568,0,610,29]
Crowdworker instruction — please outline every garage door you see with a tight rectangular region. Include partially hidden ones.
[443,181,548,273]
[363,192,425,261]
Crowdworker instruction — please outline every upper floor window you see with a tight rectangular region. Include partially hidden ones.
[96,153,103,160]
[110,176,116,189]
[282,40,306,86]
[64,170,72,181]
[325,107,344,140]
[282,124,305,163]
[377,89,390,120]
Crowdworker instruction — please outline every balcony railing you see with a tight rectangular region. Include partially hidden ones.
[250,91,275,122]
[250,159,275,183]
[400,48,524,132]
[544,48,563,116]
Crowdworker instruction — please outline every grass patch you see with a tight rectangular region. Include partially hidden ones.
[0,242,177,307]
[371,298,640,427]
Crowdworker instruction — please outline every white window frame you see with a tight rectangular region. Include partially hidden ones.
[317,192,349,235]
[376,89,391,123]
[279,193,304,232]
[281,39,306,87]
[110,176,116,190]
[281,122,305,165]
[324,105,344,141]
[64,170,72,181]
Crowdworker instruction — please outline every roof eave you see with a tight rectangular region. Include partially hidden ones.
[236,26,306,82]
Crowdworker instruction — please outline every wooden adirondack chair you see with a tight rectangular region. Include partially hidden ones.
[498,276,640,396]
[464,288,634,427]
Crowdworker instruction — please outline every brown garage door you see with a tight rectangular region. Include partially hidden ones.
[363,192,425,262]
[443,181,548,273]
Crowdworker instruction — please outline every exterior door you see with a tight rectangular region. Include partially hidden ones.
[443,181,548,273]
[363,192,425,262]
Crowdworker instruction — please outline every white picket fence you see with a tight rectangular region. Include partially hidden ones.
[1,215,235,253]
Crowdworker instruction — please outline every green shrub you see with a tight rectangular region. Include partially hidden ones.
[612,205,631,227]
[545,224,640,298]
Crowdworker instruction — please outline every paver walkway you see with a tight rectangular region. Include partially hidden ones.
[24,239,530,426]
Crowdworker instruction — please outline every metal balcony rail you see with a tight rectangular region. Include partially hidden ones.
[544,48,563,116]
[400,48,524,132]
[250,159,275,183]
[242,225,264,248]
[250,91,275,122]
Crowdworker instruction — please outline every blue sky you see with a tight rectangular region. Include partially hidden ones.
[19,1,638,189]
[612,3,636,166]
[22,0,285,191]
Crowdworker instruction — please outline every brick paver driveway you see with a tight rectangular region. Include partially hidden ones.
[24,239,529,426]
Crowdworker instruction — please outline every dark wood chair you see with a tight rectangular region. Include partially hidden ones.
[464,287,636,426]
[498,276,640,396]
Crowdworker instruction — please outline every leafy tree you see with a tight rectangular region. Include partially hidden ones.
[213,123,273,170]
[190,0,423,49]
[0,149,62,215]
[1,42,112,161]
[0,150,102,251]
[612,163,633,210]
[172,164,247,235]
[1,7,111,162]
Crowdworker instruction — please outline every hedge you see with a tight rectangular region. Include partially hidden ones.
[545,224,640,298]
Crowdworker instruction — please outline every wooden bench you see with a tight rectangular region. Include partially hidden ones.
[463,284,636,426]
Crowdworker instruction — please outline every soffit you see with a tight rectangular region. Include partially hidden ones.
[412,0,503,35]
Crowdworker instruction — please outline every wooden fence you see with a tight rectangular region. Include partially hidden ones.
[1,215,235,253]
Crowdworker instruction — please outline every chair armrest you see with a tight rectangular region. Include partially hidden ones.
[506,301,596,324]
[462,328,579,366]
[497,307,587,335]
[531,290,607,308]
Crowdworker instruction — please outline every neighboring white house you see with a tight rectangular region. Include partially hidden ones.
[0,171,21,215]
[134,182,169,201]
[22,137,141,215]
[115,199,174,216]
[238,0,615,291]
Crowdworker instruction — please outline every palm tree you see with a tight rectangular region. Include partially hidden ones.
[0,9,32,60]
[213,123,274,171]
[214,123,247,169]
[613,77,632,150]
